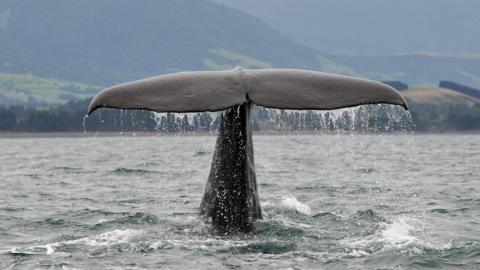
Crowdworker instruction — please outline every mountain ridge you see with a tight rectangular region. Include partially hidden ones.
[0,0,322,85]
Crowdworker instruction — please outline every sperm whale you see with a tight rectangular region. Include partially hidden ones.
[87,67,408,233]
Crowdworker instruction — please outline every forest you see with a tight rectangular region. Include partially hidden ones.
[1,97,476,133]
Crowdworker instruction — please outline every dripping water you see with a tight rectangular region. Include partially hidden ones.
[87,104,414,134]
[251,104,414,134]
[151,111,221,134]
[82,115,88,133]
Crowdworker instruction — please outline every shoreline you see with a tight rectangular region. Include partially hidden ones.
[0,130,479,138]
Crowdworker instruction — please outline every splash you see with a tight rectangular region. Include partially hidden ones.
[280,194,312,215]
[344,216,452,255]
[380,216,421,248]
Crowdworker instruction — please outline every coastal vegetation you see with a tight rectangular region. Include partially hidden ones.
[1,81,479,132]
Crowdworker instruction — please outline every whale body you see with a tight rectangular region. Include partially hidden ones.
[87,67,408,233]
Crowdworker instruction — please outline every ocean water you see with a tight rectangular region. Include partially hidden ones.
[0,134,479,269]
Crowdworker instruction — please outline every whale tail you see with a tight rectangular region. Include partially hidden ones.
[87,68,408,233]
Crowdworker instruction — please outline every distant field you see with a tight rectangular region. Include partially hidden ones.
[403,86,480,107]
[0,73,101,105]
[203,48,272,70]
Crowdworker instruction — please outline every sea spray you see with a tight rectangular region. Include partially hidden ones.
[280,194,312,215]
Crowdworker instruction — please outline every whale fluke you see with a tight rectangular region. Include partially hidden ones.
[87,67,409,233]
[87,67,408,115]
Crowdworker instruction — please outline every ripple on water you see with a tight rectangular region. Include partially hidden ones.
[113,168,159,175]
[352,209,386,223]
[255,220,306,238]
[52,166,83,173]
[193,150,208,157]
[1,135,479,269]
[92,212,160,228]
[428,208,450,214]
[221,241,296,254]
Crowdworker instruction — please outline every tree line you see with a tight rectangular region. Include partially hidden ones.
[0,98,418,133]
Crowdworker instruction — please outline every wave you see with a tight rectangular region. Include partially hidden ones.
[352,209,385,223]
[193,150,208,157]
[355,168,377,174]
[92,212,160,228]
[149,238,296,255]
[312,212,344,222]
[113,168,158,174]
[255,220,307,238]
[279,194,312,215]
[52,166,83,173]
[5,229,144,255]
[24,218,85,229]
[342,216,452,256]
[222,241,296,254]
[4,229,298,257]
[428,208,450,214]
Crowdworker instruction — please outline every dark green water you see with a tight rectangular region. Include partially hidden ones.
[0,134,479,269]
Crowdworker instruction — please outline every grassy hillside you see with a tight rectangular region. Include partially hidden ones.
[403,86,480,131]
[0,73,100,105]
[403,86,480,107]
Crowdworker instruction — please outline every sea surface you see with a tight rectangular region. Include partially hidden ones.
[0,134,479,269]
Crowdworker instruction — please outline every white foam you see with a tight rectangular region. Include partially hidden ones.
[6,229,144,255]
[280,194,312,215]
[261,201,275,208]
[94,218,110,225]
[8,245,55,255]
[348,249,369,258]
[64,229,143,247]
[381,216,419,248]
[345,216,452,254]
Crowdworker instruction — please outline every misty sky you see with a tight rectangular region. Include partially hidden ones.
[217,0,480,54]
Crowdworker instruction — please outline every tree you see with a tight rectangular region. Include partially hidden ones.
[199,112,212,131]
[192,115,200,131]
[180,114,190,132]
[0,106,16,131]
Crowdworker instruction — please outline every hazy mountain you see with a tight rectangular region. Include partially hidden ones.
[326,52,480,88]
[1,0,480,104]
[215,0,480,55]
[0,0,320,85]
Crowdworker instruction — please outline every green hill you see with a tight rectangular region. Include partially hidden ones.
[0,73,99,105]
[403,86,480,107]
[403,86,480,131]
